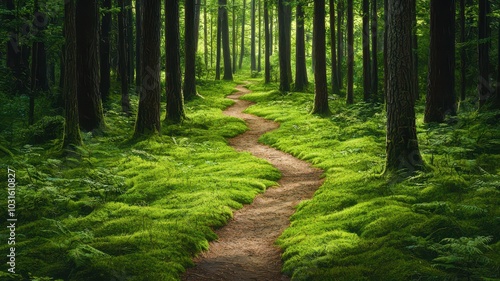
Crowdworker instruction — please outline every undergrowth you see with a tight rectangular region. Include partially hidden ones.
[0,79,280,280]
[243,83,500,281]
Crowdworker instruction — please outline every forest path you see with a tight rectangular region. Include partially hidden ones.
[182,85,324,281]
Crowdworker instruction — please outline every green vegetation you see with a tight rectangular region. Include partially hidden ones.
[0,79,280,280]
[243,83,500,281]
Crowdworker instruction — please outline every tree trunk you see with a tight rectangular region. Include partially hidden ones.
[270,4,273,56]
[264,0,271,83]
[346,0,354,104]
[100,0,112,102]
[76,0,105,132]
[425,0,456,123]
[411,0,418,100]
[330,0,339,95]
[239,0,246,69]
[136,0,142,90]
[118,0,131,114]
[295,1,308,91]
[63,0,82,148]
[216,12,222,80]
[312,0,330,115]
[184,0,197,100]
[478,0,490,107]
[204,2,209,71]
[126,0,134,84]
[362,0,371,102]
[385,0,423,173]
[278,0,291,91]
[371,0,378,101]
[220,0,233,80]
[232,0,237,73]
[135,0,162,135]
[251,0,257,71]
[383,0,387,102]
[459,0,466,101]
[165,0,186,123]
[337,0,343,90]
[258,0,262,72]
[496,19,500,108]
[195,0,201,50]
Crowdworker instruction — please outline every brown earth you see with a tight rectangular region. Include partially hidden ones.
[182,85,324,281]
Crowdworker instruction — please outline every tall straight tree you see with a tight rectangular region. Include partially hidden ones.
[346,0,354,104]
[62,0,81,148]
[100,0,112,102]
[312,0,330,115]
[264,0,271,83]
[239,0,246,69]
[126,0,134,84]
[411,0,418,100]
[135,0,162,135]
[219,0,233,80]
[497,25,500,108]
[278,0,292,91]
[385,0,423,173]
[118,0,131,114]
[371,0,378,100]
[232,0,237,72]
[330,0,339,95]
[258,0,262,71]
[215,12,222,80]
[383,0,387,101]
[362,0,371,102]
[165,0,186,122]
[135,0,142,90]
[459,0,466,101]
[425,0,456,123]
[76,0,105,131]
[295,0,308,91]
[478,0,490,107]
[251,0,257,71]
[337,0,344,90]
[184,0,197,100]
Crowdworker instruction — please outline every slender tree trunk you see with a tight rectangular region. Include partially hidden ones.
[216,12,222,80]
[278,0,291,91]
[239,0,246,69]
[6,0,17,71]
[411,0,418,100]
[184,0,198,100]
[295,1,308,91]
[371,0,378,101]
[251,0,256,71]
[478,0,490,107]
[135,0,162,135]
[126,0,134,84]
[76,0,105,132]
[204,2,209,71]
[264,0,271,83]
[100,0,112,102]
[337,0,343,90]
[165,0,185,123]
[285,2,292,84]
[258,0,262,72]
[220,0,233,80]
[496,24,500,108]
[383,0,388,102]
[425,0,456,123]
[270,4,273,56]
[136,0,142,90]
[195,0,201,50]
[312,0,330,115]
[330,0,339,95]
[362,0,371,102]
[118,0,131,114]
[346,0,354,104]
[385,0,422,173]
[63,0,82,148]
[459,0,466,101]
[232,0,237,72]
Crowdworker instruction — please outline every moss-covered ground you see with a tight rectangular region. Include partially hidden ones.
[242,82,500,281]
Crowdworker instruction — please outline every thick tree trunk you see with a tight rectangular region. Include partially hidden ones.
[135,0,162,135]
[312,0,330,115]
[251,0,257,71]
[118,0,131,114]
[295,2,308,91]
[278,0,291,91]
[184,0,198,100]
[136,0,142,90]
[76,0,105,132]
[63,0,82,148]
[165,0,185,123]
[239,0,246,69]
[425,0,456,123]
[100,0,112,102]
[330,0,339,95]
[371,0,378,101]
[264,0,271,83]
[220,0,233,80]
[478,0,490,107]
[346,0,354,104]
[362,0,371,102]
[385,0,423,173]
[337,0,343,90]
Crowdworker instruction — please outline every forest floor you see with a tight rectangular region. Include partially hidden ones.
[182,85,324,280]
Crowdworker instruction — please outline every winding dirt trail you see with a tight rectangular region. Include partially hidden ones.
[182,85,324,281]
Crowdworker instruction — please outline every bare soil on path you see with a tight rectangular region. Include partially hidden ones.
[182,85,324,281]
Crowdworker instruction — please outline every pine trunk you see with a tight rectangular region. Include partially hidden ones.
[459,0,466,101]
[478,0,490,107]
[362,0,371,102]
[337,0,343,90]
[371,0,378,101]
[220,0,233,80]
[312,0,330,115]
[346,0,354,104]
[278,0,291,91]
[264,0,271,83]
[239,0,246,69]
[184,0,197,100]
[136,0,142,89]
[251,0,256,71]
[330,0,339,95]
[118,0,131,114]
[295,2,308,92]
[100,0,112,102]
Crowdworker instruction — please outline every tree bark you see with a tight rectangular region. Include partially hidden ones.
[118,0,131,114]
[371,0,378,101]
[136,0,142,90]
[100,0,112,102]
[232,0,237,72]
[126,0,134,84]
[251,0,257,71]
[76,0,105,132]
[258,0,262,72]
[312,0,330,115]
[478,0,490,107]
[330,0,339,95]
[295,1,308,91]
[385,0,423,173]
[216,12,222,80]
[184,0,198,100]
[362,0,371,102]
[219,0,233,80]
[194,0,201,50]
[63,0,82,148]
[459,0,466,101]
[346,0,354,104]
[135,0,162,136]
[337,0,343,90]
[411,0,418,100]
[165,0,186,123]
[278,0,291,91]
[383,0,387,102]
[204,2,209,71]
[264,0,271,83]
[239,0,246,69]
